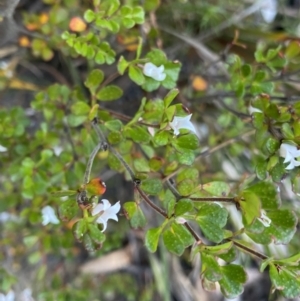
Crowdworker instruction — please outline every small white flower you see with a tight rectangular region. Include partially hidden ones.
[92,199,121,232]
[169,114,197,136]
[261,0,277,23]
[20,288,34,301]
[257,210,271,227]
[143,62,166,81]
[279,143,300,170]
[41,206,60,226]
[0,290,15,301]
[0,145,7,152]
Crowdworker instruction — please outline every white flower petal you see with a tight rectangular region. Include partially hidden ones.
[143,62,166,81]
[0,145,7,152]
[92,203,105,216]
[41,206,59,225]
[169,114,196,136]
[280,142,300,170]
[92,200,121,232]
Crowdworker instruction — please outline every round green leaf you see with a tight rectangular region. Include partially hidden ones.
[96,85,123,101]
[141,178,163,195]
[145,227,161,253]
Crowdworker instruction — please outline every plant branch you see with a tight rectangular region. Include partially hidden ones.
[134,183,168,218]
[98,106,160,128]
[230,239,268,260]
[184,222,202,243]
[190,197,238,204]
[83,142,103,184]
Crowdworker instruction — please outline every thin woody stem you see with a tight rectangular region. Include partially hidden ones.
[184,222,202,243]
[109,145,136,180]
[134,184,168,218]
[190,197,237,203]
[231,239,268,260]
[83,143,103,184]
[91,118,136,180]
[99,106,160,128]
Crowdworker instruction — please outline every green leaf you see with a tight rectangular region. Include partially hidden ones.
[107,0,120,17]
[141,178,163,195]
[163,222,193,255]
[282,124,295,139]
[252,112,264,129]
[136,37,143,59]
[73,219,87,241]
[163,88,179,107]
[161,189,176,217]
[71,101,90,115]
[177,167,198,183]
[149,157,163,171]
[196,204,228,243]
[144,0,160,11]
[175,134,199,150]
[84,69,104,93]
[153,131,169,146]
[89,104,99,120]
[88,224,106,244]
[84,9,95,22]
[107,131,123,144]
[83,233,95,252]
[200,241,233,256]
[145,227,162,252]
[177,179,195,196]
[163,227,184,255]
[142,77,160,92]
[241,64,252,77]
[96,85,123,101]
[254,70,267,81]
[275,252,300,266]
[124,126,151,143]
[269,264,300,298]
[219,265,247,298]
[286,41,300,59]
[270,161,286,182]
[201,253,222,282]
[239,191,261,226]
[175,198,193,216]
[246,209,297,245]
[128,65,145,85]
[132,6,145,23]
[201,181,231,197]
[255,158,268,180]
[133,157,150,173]
[67,114,87,127]
[123,201,147,228]
[122,18,135,28]
[104,119,123,131]
[176,149,195,165]
[59,199,78,221]
[247,182,280,209]
[162,61,182,89]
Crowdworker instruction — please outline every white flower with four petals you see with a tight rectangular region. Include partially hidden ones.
[169,114,197,136]
[92,199,121,232]
[143,62,166,81]
[41,206,60,226]
[279,143,300,170]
